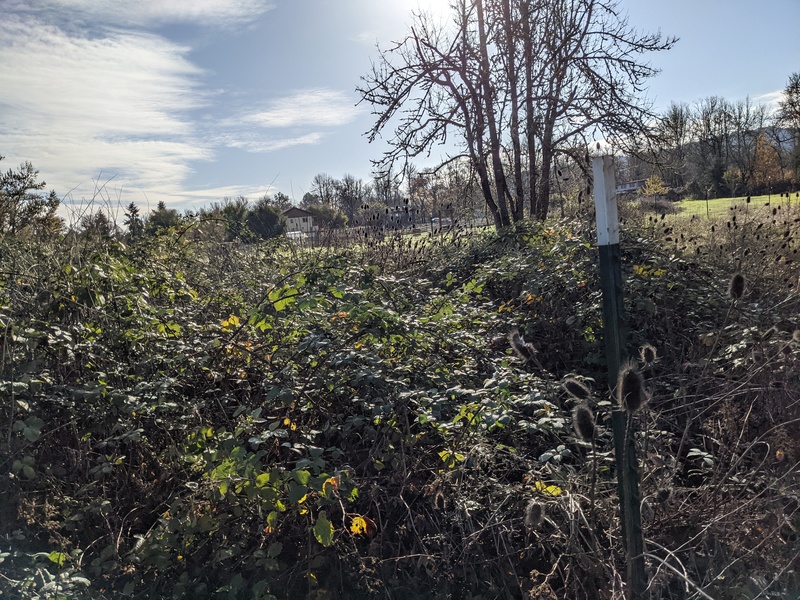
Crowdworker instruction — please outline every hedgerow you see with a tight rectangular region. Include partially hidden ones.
[1,213,798,599]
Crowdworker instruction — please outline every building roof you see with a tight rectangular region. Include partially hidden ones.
[282,206,314,218]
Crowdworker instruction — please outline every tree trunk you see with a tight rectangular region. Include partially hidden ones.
[502,0,525,222]
[538,128,554,220]
[476,0,512,227]
[521,0,539,220]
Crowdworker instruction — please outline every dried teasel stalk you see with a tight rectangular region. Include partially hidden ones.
[639,343,657,366]
[524,500,545,530]
[617,361,647,413]
[728,273,745,300]
[572,404,595,441]
[562,377,591,401]
[508,329,537,362]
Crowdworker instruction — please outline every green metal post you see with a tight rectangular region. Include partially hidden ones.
[592,155,647,599]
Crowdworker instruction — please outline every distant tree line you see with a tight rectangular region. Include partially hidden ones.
[1,5,797,236]
[619,72,800,199]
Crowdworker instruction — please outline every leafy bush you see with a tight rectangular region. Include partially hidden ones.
[1,213,798,598]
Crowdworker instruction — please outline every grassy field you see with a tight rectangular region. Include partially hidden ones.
[676,193,800,218]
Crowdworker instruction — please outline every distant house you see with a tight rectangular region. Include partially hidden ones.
[282,206,314,235]
[616,179,647,195]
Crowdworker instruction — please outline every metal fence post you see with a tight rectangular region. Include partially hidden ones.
[592,155,647,599]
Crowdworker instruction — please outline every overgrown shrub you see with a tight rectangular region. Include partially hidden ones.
[1,214,798,599]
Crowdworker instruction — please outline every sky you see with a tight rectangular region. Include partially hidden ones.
[0,0,798,223]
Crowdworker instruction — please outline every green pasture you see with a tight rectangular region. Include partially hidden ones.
[675,194,800,219]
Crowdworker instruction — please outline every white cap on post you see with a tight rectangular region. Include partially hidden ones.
[592,155,618,246]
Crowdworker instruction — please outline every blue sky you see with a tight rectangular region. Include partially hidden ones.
[0,0,797,222]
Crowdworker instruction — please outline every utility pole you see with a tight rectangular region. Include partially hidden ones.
[592,154,647,599]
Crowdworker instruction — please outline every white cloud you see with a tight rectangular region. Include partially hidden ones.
[246,89,362,128]
[755,90,783,114]
[0,13,211,203]
[221,132,326,153]
[8,0,275,28]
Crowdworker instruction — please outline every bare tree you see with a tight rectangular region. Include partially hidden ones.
[372,168,402,207]
[359,0,675,227]
[690,96,732,197]
[654,102,692,187]
[311,173,338,206]
[777,72,800,180]
[335,174,370,222]
[726,97,768,193]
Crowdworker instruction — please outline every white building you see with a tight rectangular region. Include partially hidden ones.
[615,180,646,194]
[282,207,315,235]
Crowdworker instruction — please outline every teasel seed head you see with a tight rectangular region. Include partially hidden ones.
[524,500,545,530]
[572,404,595,441]
[728,273,745,300]
[639,343,658,366]
[562,377,591,401]
[617,360,647,413]
[509,329,537,362]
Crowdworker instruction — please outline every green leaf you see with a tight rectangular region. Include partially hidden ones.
[313,512,335,547]
[48,551,67,567]
[293,469,311,485]
[287,482,307,504]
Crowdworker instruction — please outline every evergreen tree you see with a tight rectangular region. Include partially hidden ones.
[80,210,116,240]
[145,201,181,234]
[220,197,250,241]
[0,157,62,236]
[246,198,286,240]
[123,202,144,238]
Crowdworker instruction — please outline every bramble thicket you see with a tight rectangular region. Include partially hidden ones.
[1,170,799,598]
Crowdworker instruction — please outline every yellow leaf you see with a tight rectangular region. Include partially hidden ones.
[349,514,377,536]
[221,314,240,332]
[534,481,563,497]
[350,516,368,535]
[322,477,339,497]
